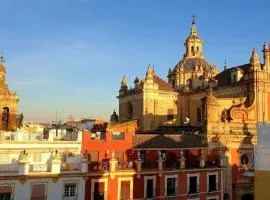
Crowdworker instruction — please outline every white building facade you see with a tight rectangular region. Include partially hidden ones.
[0,131,87,200]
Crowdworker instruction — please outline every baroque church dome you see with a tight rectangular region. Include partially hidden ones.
[168,17,218,90]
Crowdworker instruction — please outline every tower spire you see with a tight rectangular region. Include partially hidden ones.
[185,15,204,58]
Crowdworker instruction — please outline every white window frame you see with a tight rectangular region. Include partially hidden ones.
[91,178,108,200]
[62,181,78,198]
[0,184,14,200]
[207,195,219,200]
[207,172,218,192]
[187,173,200,194]
[165,175,178,197]
[30,182,47,199]
[144,176,156,199]
[117,177,133,200]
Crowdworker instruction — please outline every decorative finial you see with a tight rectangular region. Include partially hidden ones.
[121,74,128,87]
[112,149,115,159]
[192,14,197,24]
[0,52,5,64]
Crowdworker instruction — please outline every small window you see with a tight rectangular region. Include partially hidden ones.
[64,184,76,197]
[241,154,249,166]
[0,185,12,200]
[31,183,46,200]
[197,46,199,51]
[191,46,194,52]
[111,132,124,140]
[166,177,176,196]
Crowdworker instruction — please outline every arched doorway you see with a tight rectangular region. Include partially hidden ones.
[2,107,9,131]
[241,193,253,200]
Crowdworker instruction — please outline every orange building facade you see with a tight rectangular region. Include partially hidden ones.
[82,122,224,200]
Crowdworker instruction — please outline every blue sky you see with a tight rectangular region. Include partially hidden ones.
[1,0,269,122]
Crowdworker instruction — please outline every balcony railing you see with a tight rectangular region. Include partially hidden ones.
[61,163,81,172]
[116,161,135,170]
[0,164,19,173]
[88,161,107,172]
[163,160,179,170]
[30,164,48,172]
[142,161,158,170]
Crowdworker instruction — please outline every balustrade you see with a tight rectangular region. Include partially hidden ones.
[0,164,19,173]
[30,164,48,172]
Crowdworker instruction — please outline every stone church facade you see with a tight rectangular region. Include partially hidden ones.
[117,19,269,200]
[0,57,19,131]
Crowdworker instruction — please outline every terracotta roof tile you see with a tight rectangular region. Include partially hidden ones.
[153,75,173,91]
[132,134,207,149]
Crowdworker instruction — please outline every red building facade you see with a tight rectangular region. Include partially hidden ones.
[82,122,225,200]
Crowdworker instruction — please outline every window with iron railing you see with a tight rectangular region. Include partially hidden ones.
[0,193,11,200]
[64,184,76,198]
[0,185,12,200]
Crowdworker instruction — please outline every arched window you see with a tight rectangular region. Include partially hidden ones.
[186,79,192,88]
[191,46,194,52]
[2,107,9,131]
[196,107,201,123]
[127,102,133,119]
[197,46,199,51]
